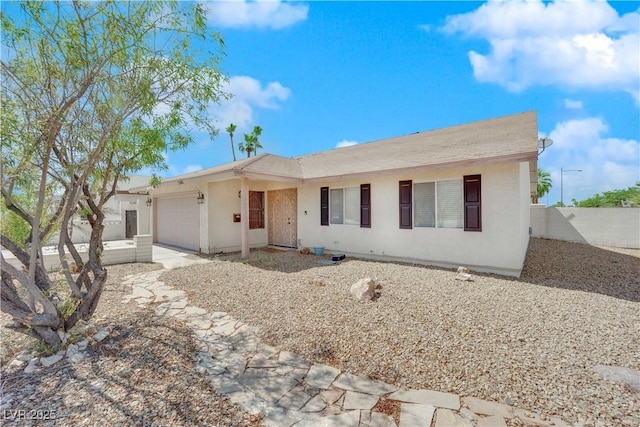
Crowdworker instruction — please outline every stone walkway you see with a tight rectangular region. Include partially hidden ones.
[122,269,571,427]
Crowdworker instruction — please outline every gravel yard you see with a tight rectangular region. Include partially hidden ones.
[161,238,640,426]
[1,263,260,427]
[1,238,638,426]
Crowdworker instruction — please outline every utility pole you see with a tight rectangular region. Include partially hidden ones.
[561,167,582,206]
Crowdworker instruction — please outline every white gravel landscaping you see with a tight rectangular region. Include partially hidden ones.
[161,238,640,426]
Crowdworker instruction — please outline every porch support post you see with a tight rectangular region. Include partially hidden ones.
[240,177,250,258]
[199,186,209,254]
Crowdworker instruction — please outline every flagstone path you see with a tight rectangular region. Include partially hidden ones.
[122,269,571,427]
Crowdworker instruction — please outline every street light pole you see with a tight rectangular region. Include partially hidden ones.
[560,167,582,206]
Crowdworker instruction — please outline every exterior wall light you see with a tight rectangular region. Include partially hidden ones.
[146,197,152,207]
[197,191,205,204]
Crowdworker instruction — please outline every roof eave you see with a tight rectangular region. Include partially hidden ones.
[234,170,303,183]
[302,151,538,184]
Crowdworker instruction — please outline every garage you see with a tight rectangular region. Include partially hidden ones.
[156,195,200,251]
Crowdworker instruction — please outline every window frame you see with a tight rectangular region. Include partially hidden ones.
[321,184,371,227]
[400,177,475,231]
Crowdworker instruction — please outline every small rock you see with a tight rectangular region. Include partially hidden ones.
[67,352,86,363]
[456,266,472,281]
[350,277,377,301]
[94,329,109,342]
[24,358,38,374]
[41,354,63,367]
[65,343,86,363]
[8,359,25,369]
[57,329,70,343]
[66,344,79,356]
[0,395,13,411]
[77,339,89,350]
[16,351,35,362]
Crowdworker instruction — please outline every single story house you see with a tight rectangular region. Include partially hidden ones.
[138,111,539,277]
[47,175,152,245]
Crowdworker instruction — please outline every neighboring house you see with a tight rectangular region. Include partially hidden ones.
[47,175,153,244]
[138,111,539,276]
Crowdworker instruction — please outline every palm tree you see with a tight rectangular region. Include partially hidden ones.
[251,125,263,155]
[239,133,255,158]
[225,123,237,161]
[535,168,552,204]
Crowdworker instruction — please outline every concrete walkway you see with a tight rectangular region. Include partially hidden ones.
[151,244,212,269]
[121,262,571,427]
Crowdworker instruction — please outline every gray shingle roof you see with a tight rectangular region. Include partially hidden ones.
[148,110,537,188]
[298,110,538,180]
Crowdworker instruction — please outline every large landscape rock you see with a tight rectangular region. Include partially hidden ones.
[350,277,377,301]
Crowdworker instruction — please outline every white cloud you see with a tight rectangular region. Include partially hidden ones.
[205,0,308,30]
[336,140,358,148]
[563,98,583,110]
[441,0,640,101]
[540,117,639,203]
[212,75,291,132]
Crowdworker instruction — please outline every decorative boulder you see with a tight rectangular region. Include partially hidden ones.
[350,277,377,301]
[455,266,472,281]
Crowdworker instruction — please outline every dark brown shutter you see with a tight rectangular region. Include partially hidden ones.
[360,184,371,228]
[248,191,264,229]
[464,175,481,231]
[320,187,329,226]
[399,180,412,229]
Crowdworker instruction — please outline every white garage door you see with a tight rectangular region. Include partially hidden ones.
[156,196,200,251]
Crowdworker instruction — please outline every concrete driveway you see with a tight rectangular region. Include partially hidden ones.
[152,244,212,269]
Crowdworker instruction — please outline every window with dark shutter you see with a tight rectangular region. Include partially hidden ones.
[464,175,481,231]
[320,187,329,226]
[360,184,371,228]
[399,180,412,229]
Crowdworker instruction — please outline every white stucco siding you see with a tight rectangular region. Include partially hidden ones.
[207,180,277,253]
[297,162,529,276]
[117,194,152,236]
[519,161,532,267]
[45,194,151,245]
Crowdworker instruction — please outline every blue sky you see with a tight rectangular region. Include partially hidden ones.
[169,0,639,206]
[7,1,638,205]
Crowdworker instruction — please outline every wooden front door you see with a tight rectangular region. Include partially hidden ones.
[125,210,137,239]
[268,188,297,248]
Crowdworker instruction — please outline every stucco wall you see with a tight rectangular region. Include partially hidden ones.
[5,235,152,272]
[297,162,531,276]
[46,194,149,245]
[149,162,532,274]
[519,162,532,266]
[207,180,297,253]
[530,206,640,248]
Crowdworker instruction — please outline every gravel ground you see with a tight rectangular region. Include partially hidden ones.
[160,238,640,426]
[2,239,638,426]
[1,263,259,427]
